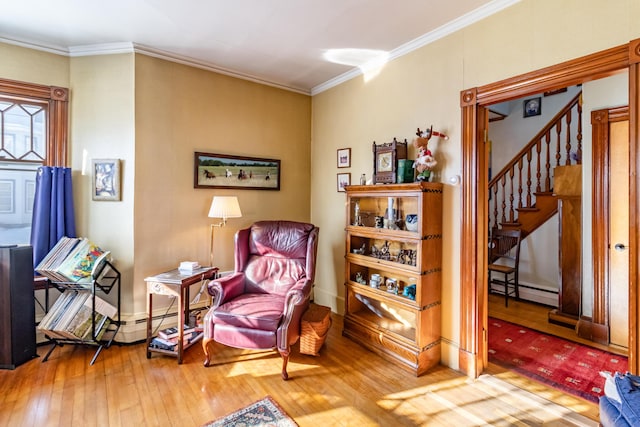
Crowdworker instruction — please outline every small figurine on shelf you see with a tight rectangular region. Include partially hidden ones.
[370,244,379,258]
[353,200,363,226]
[355,272,367,285]
[397,249,410,265]
[403,284,417,300]
[413,126,448,182]
[385,278,398,294]
[352,243,365,255]
[379,241,391,261]
[410,250,417,266]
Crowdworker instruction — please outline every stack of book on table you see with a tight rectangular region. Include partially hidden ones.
[36,236,110,284]
[38,289,118,341]
[178,261,200,275]
[150,325,199,351]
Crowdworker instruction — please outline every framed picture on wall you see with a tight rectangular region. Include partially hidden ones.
[337,172,350,192]
[92,159,121,201]
[337,148,351,168]
[194,152,281,190]
[523,97,542,117]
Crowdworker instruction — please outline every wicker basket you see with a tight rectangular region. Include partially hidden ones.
[300,304,332,356]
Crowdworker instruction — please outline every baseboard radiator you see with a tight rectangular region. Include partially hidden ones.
[36,270,232,345]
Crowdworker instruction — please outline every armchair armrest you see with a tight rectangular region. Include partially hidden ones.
[278,278,313,349]
[207,272,245,308]
[284,278,313,308]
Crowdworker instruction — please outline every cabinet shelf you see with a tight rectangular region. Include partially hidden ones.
[346,225,421,239]
[346,282,420,309]
[346,253,422,274]
[343,182,442,376]
[348,307,416,342]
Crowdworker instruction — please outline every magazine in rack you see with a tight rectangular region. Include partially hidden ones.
[36,236,121,365]
[35,236,111,284]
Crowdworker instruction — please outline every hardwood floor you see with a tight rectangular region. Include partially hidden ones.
[0,312,599,427]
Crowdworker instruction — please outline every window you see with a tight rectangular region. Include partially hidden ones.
[24,179,35,214]
[0,78,68,245]
[0,180,15,213]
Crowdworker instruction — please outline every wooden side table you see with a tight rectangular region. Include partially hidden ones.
[145,267,218,363]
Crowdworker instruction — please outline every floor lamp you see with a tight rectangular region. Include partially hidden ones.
[208,196,242,268]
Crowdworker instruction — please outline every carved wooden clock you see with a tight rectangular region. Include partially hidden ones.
[372,138,408,184]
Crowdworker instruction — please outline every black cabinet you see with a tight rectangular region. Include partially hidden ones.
[0,245,37,369]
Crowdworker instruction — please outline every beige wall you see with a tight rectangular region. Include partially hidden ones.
[0,44,310,340]
[3,0,640,365]
[310,0,640,369]
[133,55,311,318]
[0,42,68,87]
[69,54,136,313]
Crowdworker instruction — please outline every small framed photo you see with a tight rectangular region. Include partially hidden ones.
[523,97,541,118]
[92,159,121,201]
[337,172,351,192]
[337,148,351,168]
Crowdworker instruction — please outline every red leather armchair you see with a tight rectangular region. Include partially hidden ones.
[202,220,319,380]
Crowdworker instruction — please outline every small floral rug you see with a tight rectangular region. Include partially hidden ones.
[202,396,298,427]
[488,317,628,402]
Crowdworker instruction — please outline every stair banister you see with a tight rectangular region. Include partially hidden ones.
[488,91,582,232]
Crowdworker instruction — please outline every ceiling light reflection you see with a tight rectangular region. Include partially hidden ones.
[324,48,389,81]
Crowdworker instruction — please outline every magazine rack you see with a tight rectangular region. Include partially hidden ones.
[40,259,121,365]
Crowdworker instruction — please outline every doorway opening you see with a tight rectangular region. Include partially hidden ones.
[485,85,630,397]
[458,40,640,378]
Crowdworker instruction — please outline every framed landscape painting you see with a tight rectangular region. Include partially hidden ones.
[194,152,281,190]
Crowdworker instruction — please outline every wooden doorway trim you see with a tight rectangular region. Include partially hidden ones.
[459,40,640,377]
[579,106,629,345]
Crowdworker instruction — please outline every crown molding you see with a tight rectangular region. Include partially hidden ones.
[311,0,521,95]
[131,44,310,95]
[67,42,135,56]
[0,37,310,95]
[70,42,311,94]
[0,36,69,56]
[1,0,518,97]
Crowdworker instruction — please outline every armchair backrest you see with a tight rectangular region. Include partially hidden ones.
[234,221,319,295]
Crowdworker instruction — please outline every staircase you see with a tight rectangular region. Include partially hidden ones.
[489,91,583,239]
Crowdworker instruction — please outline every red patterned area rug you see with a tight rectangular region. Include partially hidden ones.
[488,317,628,403]
[201,396,298,427]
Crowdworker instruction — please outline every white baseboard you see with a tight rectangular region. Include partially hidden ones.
[34,270,236,345]
[490,279,558,307]
[518,280,558,307]
[98,270,235,343]
[313,287,343,315]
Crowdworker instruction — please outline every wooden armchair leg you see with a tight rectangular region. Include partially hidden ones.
[279,348,290,381]
[202,337,214,367]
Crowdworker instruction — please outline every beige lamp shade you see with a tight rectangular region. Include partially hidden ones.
[208,196,242,220]
[207,196,242,268]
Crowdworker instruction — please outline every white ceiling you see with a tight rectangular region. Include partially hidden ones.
[0,0,519,95]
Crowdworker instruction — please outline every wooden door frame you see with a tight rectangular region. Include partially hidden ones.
[576,106,629,345]
[459,39,640,377]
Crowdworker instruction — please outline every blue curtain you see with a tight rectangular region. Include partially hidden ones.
[30,166,77,268]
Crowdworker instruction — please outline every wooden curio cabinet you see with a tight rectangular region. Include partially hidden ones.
[343,182,442,376]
